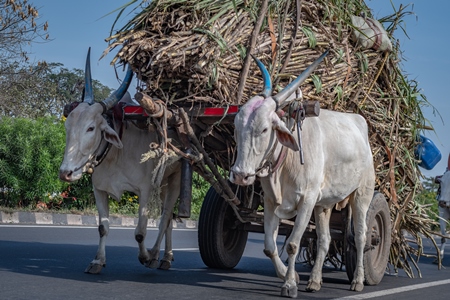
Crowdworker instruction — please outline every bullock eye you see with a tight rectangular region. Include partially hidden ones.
[261,128,268,135]
[87,126,94,132]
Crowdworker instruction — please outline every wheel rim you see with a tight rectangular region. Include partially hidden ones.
[367,212,385,267]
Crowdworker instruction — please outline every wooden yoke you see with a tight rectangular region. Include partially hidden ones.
[135,92,181,126]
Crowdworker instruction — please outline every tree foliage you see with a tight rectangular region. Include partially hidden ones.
[0,1,114,118]
[0,62,114,118]
[0,0,49,65]
[416,175,440,224]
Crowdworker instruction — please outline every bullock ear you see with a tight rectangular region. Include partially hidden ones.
[273,119,299,151]
[101,124,123,149]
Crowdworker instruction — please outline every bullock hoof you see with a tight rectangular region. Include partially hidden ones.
[142,249,160,269]
[306,279,322,292]
[138,256,145,265]
[138,254,150,266]
[84,262,105,274]
[350,280,364,292]
[145,258,159,269]
[281,281,298,298]
[158,259,172,270]
[158,253,174,270]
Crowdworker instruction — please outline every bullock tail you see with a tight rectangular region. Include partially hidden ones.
[144,148,180,218]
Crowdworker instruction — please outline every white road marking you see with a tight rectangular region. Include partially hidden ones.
[335,279,450,299]
[172,248,199,251]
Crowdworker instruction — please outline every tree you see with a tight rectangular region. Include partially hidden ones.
[417,175,440,224]
[0,62,113,118]
[0,0,49,65]
[421,175,440,193]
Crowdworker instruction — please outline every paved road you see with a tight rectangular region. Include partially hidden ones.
[0,223,449,300]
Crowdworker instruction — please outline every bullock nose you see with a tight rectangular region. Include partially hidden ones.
[59,170,73,182]
[230,168,255,186]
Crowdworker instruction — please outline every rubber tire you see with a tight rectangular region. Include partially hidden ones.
[198,186,248,269]
[345,192,391,285]
[344,223,357,283]
[363,192,391,285]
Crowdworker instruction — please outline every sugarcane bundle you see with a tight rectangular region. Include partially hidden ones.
[104,0,437,277]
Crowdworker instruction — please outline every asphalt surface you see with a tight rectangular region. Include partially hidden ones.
[1,223,449,300]
[2,210,450,300]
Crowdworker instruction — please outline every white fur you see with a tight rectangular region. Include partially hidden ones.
[59,100,181,273]
[230,96,375,296]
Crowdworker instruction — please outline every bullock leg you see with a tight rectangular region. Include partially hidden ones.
[156,176,178,270]
[147,171,181,270]
[306,206,332,292]
[349,190,371,292]
[85,189,109,274]
[280,202,315,298]
[135,191,153,267]
[158,221,173,270]
[262,198,289,281]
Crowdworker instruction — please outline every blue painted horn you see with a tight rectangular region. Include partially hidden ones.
[251,55,272,98]
[273,49,329,105]
[83,47,94,104]
[101,65,134,111]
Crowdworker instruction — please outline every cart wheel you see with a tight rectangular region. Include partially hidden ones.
[345,192,391,285]
[198,186,248,269]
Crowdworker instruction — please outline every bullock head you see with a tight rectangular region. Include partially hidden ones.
[59,48,133,182]
[229,50,328,186]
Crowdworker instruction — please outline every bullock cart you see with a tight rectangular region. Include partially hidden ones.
[116,83,391,286]
[103,0,437,284]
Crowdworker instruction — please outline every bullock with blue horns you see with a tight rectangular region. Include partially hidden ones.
[230,50,376,298]
[59,48,181,273]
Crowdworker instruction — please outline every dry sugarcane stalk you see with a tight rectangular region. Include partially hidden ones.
[105,0,434,277]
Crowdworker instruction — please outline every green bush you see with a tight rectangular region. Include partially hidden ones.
[191,173,210,219]
[415,176,440,227]
[0,117,68,207]
[0,116,212,219]
[415,188,440,231]
[60,173,95,210]
[109,192,139,216]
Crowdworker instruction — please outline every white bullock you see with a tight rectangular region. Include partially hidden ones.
[230,51,375,298]
[436,170,450,260]
[59,50,181,273]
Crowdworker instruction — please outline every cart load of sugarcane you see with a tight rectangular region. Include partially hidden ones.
[103,0,437,277]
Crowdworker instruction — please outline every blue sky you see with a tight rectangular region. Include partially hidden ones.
[27,0,133,89]
[27,0,449,178]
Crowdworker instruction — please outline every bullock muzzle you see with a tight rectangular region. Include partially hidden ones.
[59,169,80,182]
[229,168,256,186]
[59,168,89,182]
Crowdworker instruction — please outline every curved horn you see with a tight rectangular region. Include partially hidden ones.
[101,65,134,111]
[251,55,272,97]
[273,49,329,105]
[83,47,94,104]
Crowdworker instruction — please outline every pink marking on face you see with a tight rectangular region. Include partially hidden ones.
[241,96,265,127]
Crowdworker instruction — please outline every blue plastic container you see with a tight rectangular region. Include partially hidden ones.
[414,135,442,170]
